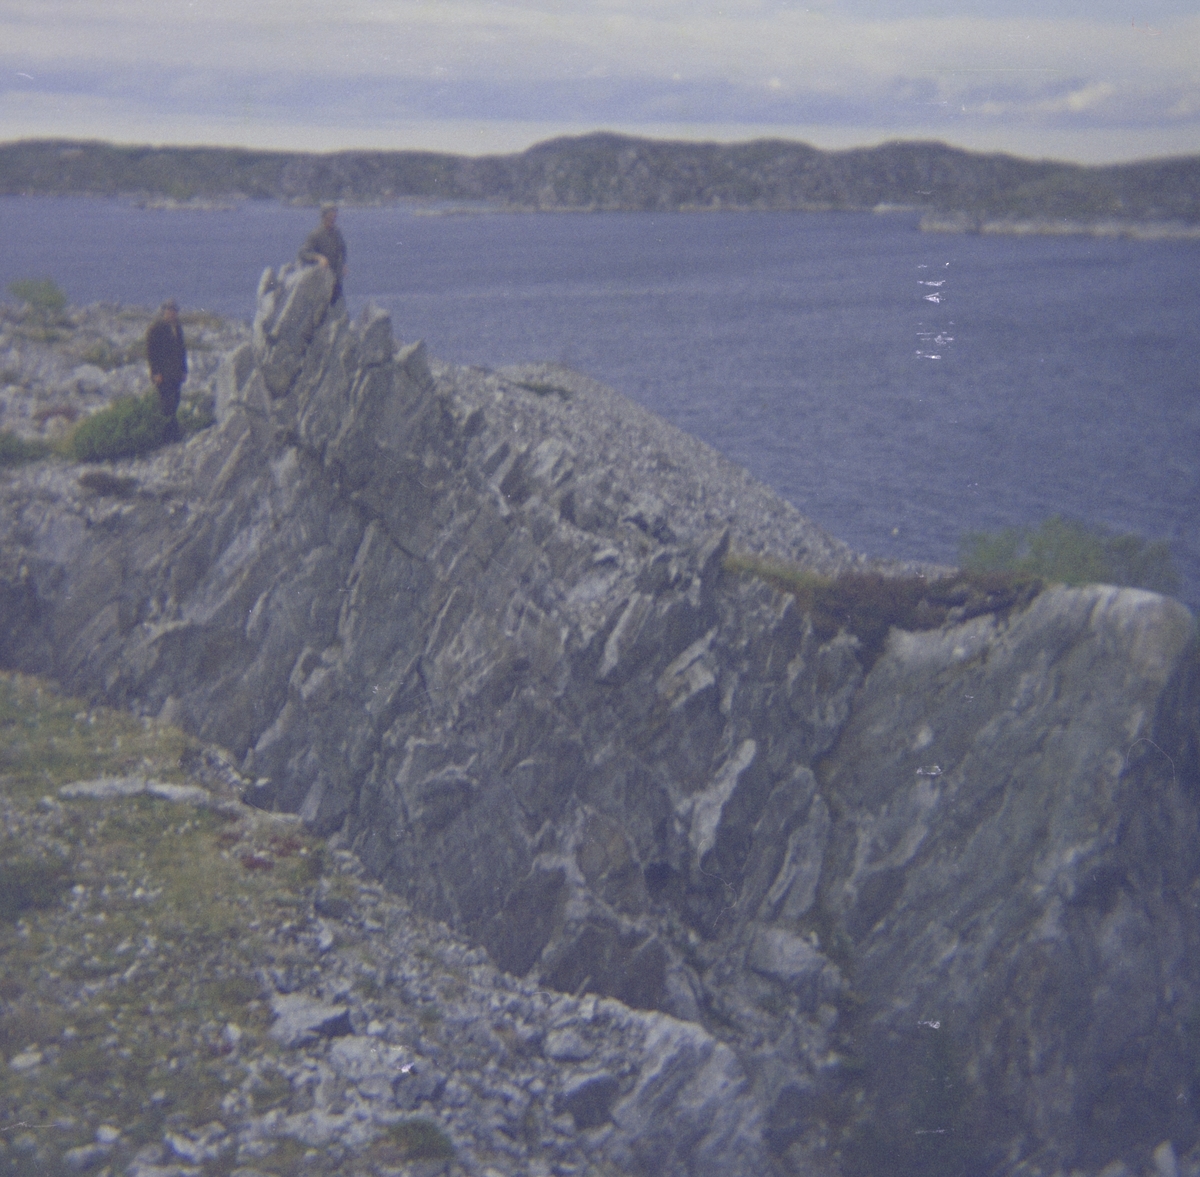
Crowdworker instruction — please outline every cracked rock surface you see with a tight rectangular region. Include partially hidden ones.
[2,261,1199,1176]
[0,677,762,1176]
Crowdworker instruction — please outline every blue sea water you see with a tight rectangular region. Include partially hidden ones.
[2,196,1197,607]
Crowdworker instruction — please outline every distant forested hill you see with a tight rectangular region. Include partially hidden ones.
[2,134,1197,227]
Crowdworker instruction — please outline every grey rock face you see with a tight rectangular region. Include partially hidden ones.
[2,262,1198,1177]
[814,586,1200,1175]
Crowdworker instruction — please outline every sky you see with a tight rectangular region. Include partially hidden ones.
[2,1,1198,164]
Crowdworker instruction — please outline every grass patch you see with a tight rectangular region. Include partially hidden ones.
[0,670,331,1169]
[68,392,168,462]
[384,1117,455,1161]
[961,515,1181,597]
[0,854,73,923]
[724,555,1042,669]
[0,674,193,802]
[254,1135,321,1174]
[0,431,51,466]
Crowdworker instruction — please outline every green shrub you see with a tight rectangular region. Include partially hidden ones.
[68,393,168,462]
[960,515,1180,596]
[8,277,67,318]
[0,431,51,466]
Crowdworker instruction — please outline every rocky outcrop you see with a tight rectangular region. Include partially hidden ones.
[2,262,1198,1177]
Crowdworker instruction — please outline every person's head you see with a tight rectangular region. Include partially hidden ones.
[161,299,179,323]
[321,204,338,228]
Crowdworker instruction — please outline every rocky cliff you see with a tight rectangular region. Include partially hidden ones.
[2,263,1198,1177]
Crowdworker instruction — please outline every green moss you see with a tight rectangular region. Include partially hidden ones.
[384,1117,455,1161]
[68,392,167,462]
[255,1135,320,1174]
[0,431,51,466]
[0,672,194,801]
[0,670,328,1125]
[960,515,1181,596]
[724,555,1042,670]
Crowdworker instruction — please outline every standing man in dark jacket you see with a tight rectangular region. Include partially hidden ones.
[299,204,348,304]
[146,299,187,442]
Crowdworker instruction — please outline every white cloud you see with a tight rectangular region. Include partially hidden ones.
[6,3,1197,82]
[1,2,1198,160]
[3,88,1198,163]
[1064,82,1118,114]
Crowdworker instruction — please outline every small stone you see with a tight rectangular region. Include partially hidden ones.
[144,782,214,806]
[314,894,353,920]
[1153,1141,1179,1177]
[63,1143,112,1171]
[556,1073,621,1129]
[268,993,352,1047]
[543,1028,592,1061]
[59,776,147,800]
[165,1121,228,1164]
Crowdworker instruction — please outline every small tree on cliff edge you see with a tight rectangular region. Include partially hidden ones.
[960,515,1180,597]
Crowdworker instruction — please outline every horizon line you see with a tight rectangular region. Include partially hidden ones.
[3,130,1198,170]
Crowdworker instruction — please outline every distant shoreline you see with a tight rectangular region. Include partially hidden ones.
[3,134,1197,235]
[8,193,1200,242]
[919,213,1200,240]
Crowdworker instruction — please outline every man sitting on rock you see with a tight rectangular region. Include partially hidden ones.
[299,204,348,304]
[146,299,187,442]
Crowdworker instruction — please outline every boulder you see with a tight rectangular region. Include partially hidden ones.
[269,992,353,1048]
